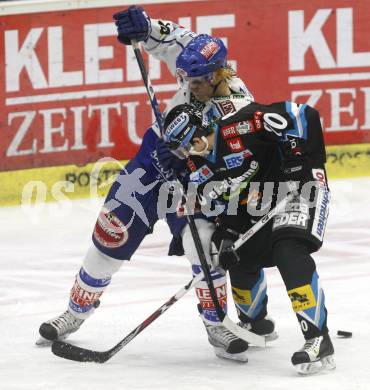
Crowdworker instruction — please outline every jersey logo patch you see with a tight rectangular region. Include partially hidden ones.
[187,159,197,172]
[236,121,255,134]
[189,164,214,184]
[223,149,253,169]
[226,137,244,152]
[219,100,236,116]
[272,202,309,230]
[312,168,327,187]
[158,20,171,35]
[253,111,264,131]
[312,186,330,240]
[221,122,255,139]
[221,124,238,139]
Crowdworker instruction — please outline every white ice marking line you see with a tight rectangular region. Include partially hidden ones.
[288,72,370,84]
[5,84,178,106]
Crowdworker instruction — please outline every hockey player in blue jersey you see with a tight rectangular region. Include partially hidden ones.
[37,6,275,361]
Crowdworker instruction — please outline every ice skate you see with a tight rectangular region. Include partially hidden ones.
[203,321,249,362]
[238,315,279,343]
[198,304,248,362]
[291,334,336,375]
[36,310,85,346]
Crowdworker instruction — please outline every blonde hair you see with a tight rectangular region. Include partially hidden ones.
[214,65,235,82]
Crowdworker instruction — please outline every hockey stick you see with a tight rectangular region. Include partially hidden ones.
[131,39,163,137]
[232,191,296,251]
[51,40,267,364]
[129,40,265,347]
[52,272,205,362]
[52,190,285,362]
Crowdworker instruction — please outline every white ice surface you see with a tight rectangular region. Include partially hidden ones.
[1,177,370,390]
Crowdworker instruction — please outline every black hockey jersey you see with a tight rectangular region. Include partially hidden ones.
[185,101,327,234]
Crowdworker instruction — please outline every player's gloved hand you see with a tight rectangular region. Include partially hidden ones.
[113,6,150,45]
[155,138,187,177]
[218,239,240,270]
[211,228,240,270]
[156,138,175,172]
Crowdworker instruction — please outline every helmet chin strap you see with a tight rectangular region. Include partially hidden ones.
[189,136,210,156]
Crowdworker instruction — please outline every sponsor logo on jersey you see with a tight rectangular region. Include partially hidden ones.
[187,158,197,172]
[236,121,254,134]
[254,111,264,131]
[288,284,316,312]
[287,135,303,155]
[214,94,244,101]
[221,122,253,139]
[93,208,129,248]
[219,100,236,116]
[226,137,244,152]
[312,168,327,187]
[209,160,259,199]
[223,149,253,169]
[200,41,219,60]
[312,186,330,240]
[189,164,214,184]
[158,20,171,35]
[221,124,238,139]
[272,202,309,230]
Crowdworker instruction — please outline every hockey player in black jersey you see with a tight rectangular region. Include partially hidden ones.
[162,102,335,374]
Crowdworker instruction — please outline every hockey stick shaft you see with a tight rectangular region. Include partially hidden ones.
[131,40,226,324]
[131,39,164,136]
[186,214,225,321]
[131,41,265,347]
[52,272,205,363]
[232,192,295,251]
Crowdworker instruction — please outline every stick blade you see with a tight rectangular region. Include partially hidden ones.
[222,316,266,347]
[52,340,109,363]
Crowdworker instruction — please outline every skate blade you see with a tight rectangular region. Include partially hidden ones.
[35,334,69,347]
[213,347,248,363]
[296,355,336,375]
[265,331,279,343]
[35,336,53,346]
[248,331,279,346]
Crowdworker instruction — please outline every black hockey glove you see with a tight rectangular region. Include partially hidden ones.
[212,228,240,270]
[113,6,150,45]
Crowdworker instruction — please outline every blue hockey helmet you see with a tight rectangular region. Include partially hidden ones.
[164,104,209,157]
[176,34,227,86]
